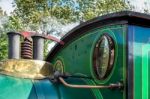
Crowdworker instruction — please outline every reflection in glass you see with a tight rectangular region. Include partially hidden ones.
[93,35,115,79]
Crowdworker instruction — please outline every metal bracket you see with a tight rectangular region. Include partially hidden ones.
[21,31,64,45]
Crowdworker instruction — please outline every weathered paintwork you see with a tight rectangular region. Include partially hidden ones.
[51,25,127,99]
[0,59,53,79]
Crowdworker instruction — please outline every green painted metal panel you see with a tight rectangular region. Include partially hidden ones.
[130,26,150,99]
[51,25,127,99]
[33,79,59,99]
[142,44,149,99]
[0,75,59,99]
[0,75,33,99]
[134,43,142,99]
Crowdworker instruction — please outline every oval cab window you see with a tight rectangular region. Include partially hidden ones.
[93,34,115,80]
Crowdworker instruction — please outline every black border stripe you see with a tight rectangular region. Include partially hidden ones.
[127,26,134,99]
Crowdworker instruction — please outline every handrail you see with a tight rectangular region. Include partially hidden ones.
[59,77,123,89]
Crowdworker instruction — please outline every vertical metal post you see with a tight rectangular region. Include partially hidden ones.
[7,32,21,59]
[32,35,45,60]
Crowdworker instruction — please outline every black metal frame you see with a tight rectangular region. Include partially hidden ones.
[92,34,115,80]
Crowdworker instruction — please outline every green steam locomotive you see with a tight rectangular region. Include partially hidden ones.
[0,11,149,99]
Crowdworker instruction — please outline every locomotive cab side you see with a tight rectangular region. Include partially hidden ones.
[0,11,150,99]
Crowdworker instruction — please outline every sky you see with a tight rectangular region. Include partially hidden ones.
[0,0,150,15]
[0,0,14,15]
[129,0,150,12]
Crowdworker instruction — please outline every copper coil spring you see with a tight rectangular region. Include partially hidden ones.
[21,38,33,59]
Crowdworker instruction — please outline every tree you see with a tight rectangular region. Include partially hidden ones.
[0,33,7,60]
[12,0,131,32]
[0,7,8,60]
[75,0,131,21]
[0,0,131,60]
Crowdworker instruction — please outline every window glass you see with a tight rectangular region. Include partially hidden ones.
[93,34,115,79]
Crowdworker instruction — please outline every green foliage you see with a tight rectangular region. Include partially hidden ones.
[0,33,8,60]
[76,0,130,21]
[13,0,131,23]
[11,0,131,34]
[0,7,8,60]
[13,0,77,24]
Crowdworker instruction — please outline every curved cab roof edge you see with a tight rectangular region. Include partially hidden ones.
[45,11,150,61]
